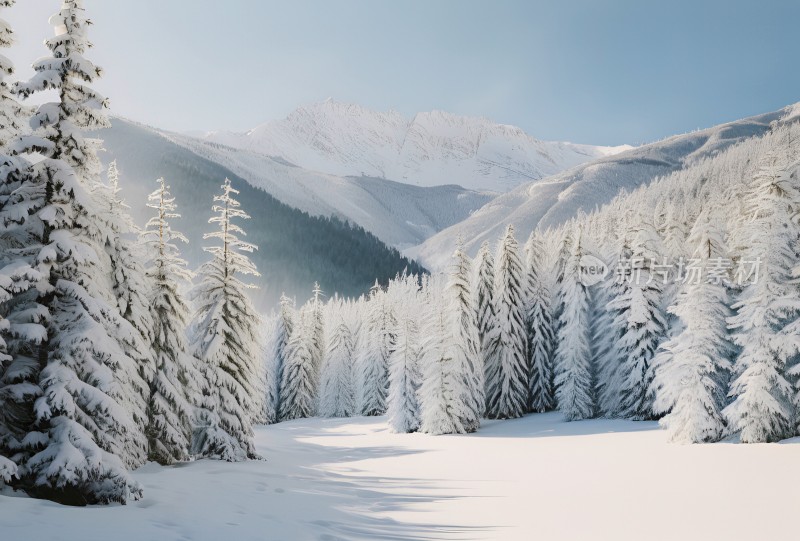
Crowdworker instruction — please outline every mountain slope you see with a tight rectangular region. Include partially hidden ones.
[158,129,492,249]
[99,119,425,308]
[411,106,791,269]
[201,99,631,192]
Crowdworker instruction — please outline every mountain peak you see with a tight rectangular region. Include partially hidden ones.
[203,100,631,192]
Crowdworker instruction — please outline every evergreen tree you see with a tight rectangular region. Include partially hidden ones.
[139,178,195,465]
[724,153,800,443]
[319,302,357,418]
[386,275,422,433]
[449,241,484,430]
[190,178,262,461]
[474,240,496,375]
[357,282,395,416]
[0,0,26,150]
[84,161,151,468]
[0,0,36,485]
[8,0,142,503]
[279,308,316,421]
[418,287,475,435]
[554,225,595,421]
[651,211,733,443]
[484,225,528,419]
[609,219,667,420]
[264,293,294,424]
[524,230,556,413]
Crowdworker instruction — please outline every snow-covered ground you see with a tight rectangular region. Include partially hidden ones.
[1,414,797,541]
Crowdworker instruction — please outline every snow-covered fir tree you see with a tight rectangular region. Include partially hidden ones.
[190,178,262,461]
[139,178,196,465]
[84,161,151,468]
[524,230,556,413]
[448,241,483,430]
[279,308,317,421]
[357,282,396,416]
[609,218,667,420]
[418,283,478,435]
[386,274,422,433]
[474,240,496,373]
[650,211,733,443]
[319,300,357,418]
[5,0,143,504]
[553,225,595,421]
[0,0,26,150]
[264,293,294,424]
[484,225,528,419]
[308,282,325,391]
[724,153,800,443]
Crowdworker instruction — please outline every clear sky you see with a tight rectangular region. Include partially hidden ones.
[5,0,799,146]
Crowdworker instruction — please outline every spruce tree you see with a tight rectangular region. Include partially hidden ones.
[139,178,195,464]
[609,219,667,420]
[449,241,484,430]
[0,0,36,484]
[319,301,357,418]
[484,225,528,419]
[724,153,800,443]
[190,178,262,461]
[474,240,496,375]
[524,230,556,413]
[554,225,594,421]
[357,282,395,416]
[0,0,25,150]
[651,211,733,443]
[279,308,317,421]
[386,275,422,433]
[264,293,294,424]
[8,0,142,503]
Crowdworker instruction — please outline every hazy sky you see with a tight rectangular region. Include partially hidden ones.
[5,0,799,145]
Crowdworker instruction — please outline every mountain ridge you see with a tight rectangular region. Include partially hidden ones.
[199,99,632,192]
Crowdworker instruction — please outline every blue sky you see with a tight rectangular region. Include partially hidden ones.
[6,0,799,145]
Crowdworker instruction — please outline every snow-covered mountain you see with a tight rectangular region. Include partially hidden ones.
[153,127,493,249]
[411,105,794,269]
[201,99,631,192]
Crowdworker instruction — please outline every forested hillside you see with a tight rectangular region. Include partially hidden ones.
[100,119,425,307]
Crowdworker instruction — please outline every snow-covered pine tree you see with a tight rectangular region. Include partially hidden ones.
[0,260,40,485]
[650,210,733,443]
[319,300,357,418]
[449,241,484,430]
[553,225,595,421]
[190,178,262,461]
[524,230,556,413]
[484,225,528,419]
[592,221,639,418]
[7,0,142,504]
[0,0,36,483]
[386,274,422,433]
[308,282,325,384]
[264,293,294,424]
[82,160,152,468]
[474,240,496,374]
[279,307,316,421]
[609,218,667,420]
[0,0,26,150]
[357,282,396,416]
[724,153,800,443]
[139,178,196,465]
[418,284,476,435]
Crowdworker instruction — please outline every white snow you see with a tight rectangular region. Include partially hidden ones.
[2,414,797,541]
[410,106,791,270]
[201,99,632,193]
